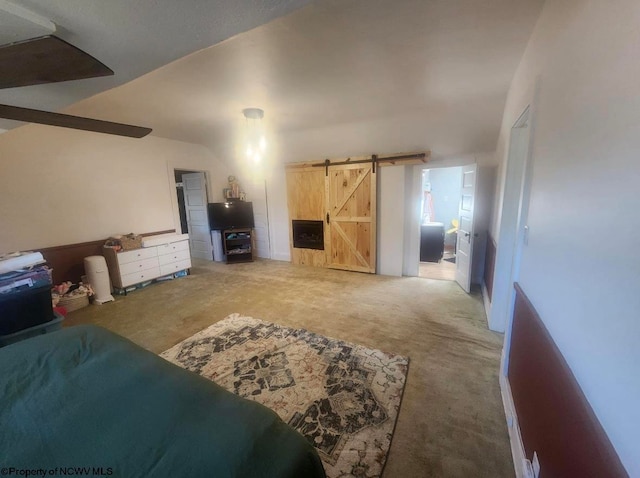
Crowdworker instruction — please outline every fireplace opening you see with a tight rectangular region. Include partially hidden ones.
[292,220,324,250]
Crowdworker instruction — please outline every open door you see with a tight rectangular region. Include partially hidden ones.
[455,164,477,292]
[182,172,213,261]
[325,163,376,273]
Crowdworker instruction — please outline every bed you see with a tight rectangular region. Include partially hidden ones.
[0,325,326,478]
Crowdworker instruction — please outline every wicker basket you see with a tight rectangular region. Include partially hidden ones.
[57,292,89,312]
[120,234,142,251]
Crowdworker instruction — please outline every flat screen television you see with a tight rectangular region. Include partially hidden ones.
[208,201,255,230]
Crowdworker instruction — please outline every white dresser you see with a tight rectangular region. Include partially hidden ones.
[103,233,191,290]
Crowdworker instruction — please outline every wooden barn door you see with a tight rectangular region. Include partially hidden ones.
[325,163,376,273]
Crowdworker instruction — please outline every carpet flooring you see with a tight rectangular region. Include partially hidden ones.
[65,258,513,478]
[161,314,408,478]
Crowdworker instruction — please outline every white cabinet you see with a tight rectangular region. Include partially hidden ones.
[120,267,161,288]
[158,247,191,276]
[103,234,191,290]
[119,256,159,276]
[157,240,190,256]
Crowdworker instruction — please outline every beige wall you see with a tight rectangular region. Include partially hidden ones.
[0,125,230,252]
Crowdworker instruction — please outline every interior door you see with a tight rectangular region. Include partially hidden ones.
[182,172,213,261]
[325,163,376,273]
[455,164,477,292]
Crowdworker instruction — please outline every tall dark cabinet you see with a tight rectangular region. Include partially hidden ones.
[419,223,445,263]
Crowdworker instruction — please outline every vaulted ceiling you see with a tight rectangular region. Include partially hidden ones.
[1,0,545,163]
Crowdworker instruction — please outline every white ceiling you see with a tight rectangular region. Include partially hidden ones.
[0,0,313,127]
[1,0,545,162]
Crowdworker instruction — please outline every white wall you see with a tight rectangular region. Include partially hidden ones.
[492,1,640,473]
[426,167,462,237]
[265,166,292,262]
[0,124,229,252]
[377,167,405,276]
[242,177,271,259]
[402,165,422,277]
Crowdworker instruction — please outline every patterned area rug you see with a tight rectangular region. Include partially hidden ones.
[161,314,409,478]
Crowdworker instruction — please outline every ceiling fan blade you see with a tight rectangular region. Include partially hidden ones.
[0,35,114,89]
[0,104,152,138]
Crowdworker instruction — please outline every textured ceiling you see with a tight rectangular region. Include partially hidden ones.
[1,0,545,162]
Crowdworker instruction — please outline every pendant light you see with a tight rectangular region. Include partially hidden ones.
[242,108,266,163]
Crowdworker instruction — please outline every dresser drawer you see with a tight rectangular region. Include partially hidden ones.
[118,247,158,265]
[158,248,191,266]
[159,258,191,276]
[156,240,189,255]
[119,257,159,276]
[121,267,161,288]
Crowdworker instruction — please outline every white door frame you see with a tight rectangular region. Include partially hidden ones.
[492,102,539,478]
[491,106,535,371]
[405,158,476,278]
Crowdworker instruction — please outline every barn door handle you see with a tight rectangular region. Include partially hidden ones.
[326,213,330,224]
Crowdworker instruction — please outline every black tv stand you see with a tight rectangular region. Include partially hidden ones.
[223,228,253,263]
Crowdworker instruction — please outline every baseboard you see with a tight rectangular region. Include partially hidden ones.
[500,373,533,478]
[481,282,492,326]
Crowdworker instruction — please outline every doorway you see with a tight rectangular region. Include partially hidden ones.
[174,170,189,234]
[174,169,213,261]
[418,166,463,281]
[490,106,532,335]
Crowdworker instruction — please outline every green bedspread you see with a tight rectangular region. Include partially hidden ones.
[0,325,325,478]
